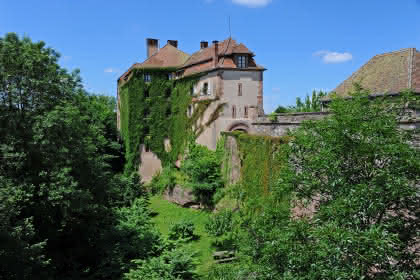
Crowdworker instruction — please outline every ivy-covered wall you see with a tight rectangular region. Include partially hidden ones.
[221,132,290,205]
[118,68,222,173]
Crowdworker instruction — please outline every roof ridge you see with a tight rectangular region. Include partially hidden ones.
[164,43,191,57]
[373,48,416,58]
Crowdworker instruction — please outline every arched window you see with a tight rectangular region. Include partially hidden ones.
[244,106,248,118]
[232,105,237,119]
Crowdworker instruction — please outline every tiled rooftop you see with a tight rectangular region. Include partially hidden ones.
[334,48,420,96]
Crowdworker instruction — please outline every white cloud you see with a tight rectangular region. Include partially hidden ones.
[104,67,119,73]
[314,50,353,64]
[232,0,272,8]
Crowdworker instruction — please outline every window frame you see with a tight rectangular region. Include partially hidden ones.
[144,73,151,82]
[236,55,248,68]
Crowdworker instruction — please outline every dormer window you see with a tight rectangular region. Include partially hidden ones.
[144,73,151,82]
[237,55,248,68]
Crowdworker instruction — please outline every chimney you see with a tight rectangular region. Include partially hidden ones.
[212,40,219,68]
[146,38,159,58]
[200,41,208,49]
[167,40,178,48]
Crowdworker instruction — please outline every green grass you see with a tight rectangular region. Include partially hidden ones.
[149,195,215,276]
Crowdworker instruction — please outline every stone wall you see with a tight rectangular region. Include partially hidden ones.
[252,112,330,137]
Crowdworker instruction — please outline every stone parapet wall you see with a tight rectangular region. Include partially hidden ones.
[252,112,330,137]
[251,112,420,140]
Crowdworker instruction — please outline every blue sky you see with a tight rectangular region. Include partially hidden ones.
[1,0,420,112]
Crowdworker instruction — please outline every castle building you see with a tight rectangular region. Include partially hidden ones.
[118,38,266,180]
[118,40,419,181]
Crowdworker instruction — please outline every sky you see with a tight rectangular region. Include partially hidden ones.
[1,0,420,113]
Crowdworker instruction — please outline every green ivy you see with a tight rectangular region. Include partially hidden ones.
[119,69,220,173]
[221,132,290,209]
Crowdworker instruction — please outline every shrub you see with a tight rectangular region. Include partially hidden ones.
[124,246,198,280]
[182,144,224,206]
[168,219,196,241]
[205,210,234,237]
[150,167,176,194]
[205,209,236,251]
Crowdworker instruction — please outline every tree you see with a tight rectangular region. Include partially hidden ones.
[274,90,327,114]
[0,33,156,279]
[217,87,420,280]
[282,88,419,279]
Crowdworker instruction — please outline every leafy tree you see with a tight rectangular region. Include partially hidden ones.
[274,105,289,114]
[274,90,327,114]
[0,33,157,279]
[218,87,420,279]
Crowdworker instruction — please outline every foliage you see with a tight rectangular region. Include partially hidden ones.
[124,246,198,280]
[149,196,214,275]
[182,144,224,206]
[205,209,237,251]
[149,167,177,194]
[274,90,327,113]
[119,70,217,173]
[169,219,196,241]
[226,86,420,279]
[273,105,289,113]
[222,132,290,212]
[0,32,192,280]
[268,112,277,122]
[205,209,234,238]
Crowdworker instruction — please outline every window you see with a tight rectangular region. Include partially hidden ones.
[202,82,208,95]
[144,73,151,82]
[190,86,194,96]
[237,55,247,68]
[244,106,248,118]
[168,73,174,80]
[238,83,242,96]
[232,105,237,119]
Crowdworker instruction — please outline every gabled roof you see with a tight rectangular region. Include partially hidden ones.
[181,38,255,68]
[119,43,190,82]
[333,48,420,96]
[139,43,190,68]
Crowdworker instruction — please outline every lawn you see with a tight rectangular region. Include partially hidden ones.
[149,195,215,275]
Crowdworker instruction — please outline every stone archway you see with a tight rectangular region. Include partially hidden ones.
[227,122,250,133]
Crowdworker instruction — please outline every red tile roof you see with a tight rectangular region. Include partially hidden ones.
[334,48,420,96]
[181,38,254,68]
[119,38,265,82]
[118,43,190,82]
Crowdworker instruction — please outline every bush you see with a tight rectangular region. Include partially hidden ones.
[205,210,236,250]
[205,210,234,237]
[149,167,177,194]
[168,219,196,241]
[124,246,198,280]
[182,144,224,206]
